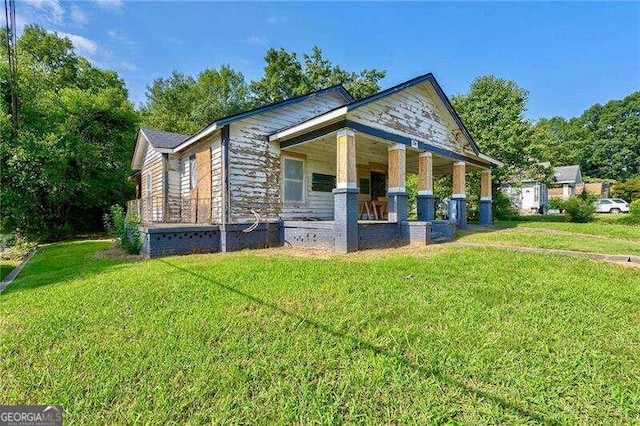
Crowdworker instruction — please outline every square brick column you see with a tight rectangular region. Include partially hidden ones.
[479,168,492,226]
[387,143,407,223]
[450,161,467,229]
[416,151,435,221]
[334,128,358,253]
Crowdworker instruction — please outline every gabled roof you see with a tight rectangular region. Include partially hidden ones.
[171,84,354,152]
[139,127,190,150]
[553,165,582,184]
[270,73,484,157]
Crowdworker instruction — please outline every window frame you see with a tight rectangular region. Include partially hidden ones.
[189,154,197,190]
[281,153,307,205]
[145,172,152,198]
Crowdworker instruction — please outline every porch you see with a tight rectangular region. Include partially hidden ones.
[273,124,495,252]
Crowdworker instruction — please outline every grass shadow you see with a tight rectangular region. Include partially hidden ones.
[161,259,556,424]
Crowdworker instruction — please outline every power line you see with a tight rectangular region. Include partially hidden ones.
[4,0,18,138]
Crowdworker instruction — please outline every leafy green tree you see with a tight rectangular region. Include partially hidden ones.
[451,75,537,186]
[140,66,250,134]
[250,46,386,104]
[1,25,138,240]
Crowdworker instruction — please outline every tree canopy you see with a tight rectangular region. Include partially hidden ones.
[140,46,386,134]
[1,25,138,240]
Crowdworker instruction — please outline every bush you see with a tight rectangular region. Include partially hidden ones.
[611,178,640,202]
[563,196,595,223]
[621,199,640,225]
[492,191,519,220]
[548,197,565,212]
[103,205,142,254]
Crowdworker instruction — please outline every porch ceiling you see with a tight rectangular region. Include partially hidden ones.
[281,130,485,175]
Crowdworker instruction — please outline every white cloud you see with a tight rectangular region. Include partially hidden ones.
[94,0,123,10]
[266,16,285,24]
[22,0,64,23]
[245,36,268,46]
[57,31,98,56]
[70,5,89,26]
[120,62,138,71]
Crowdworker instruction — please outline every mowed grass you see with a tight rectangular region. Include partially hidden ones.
[495,220,640,241]
[0,259,20,281]
[1,241,640,423]
[460,222,640,256]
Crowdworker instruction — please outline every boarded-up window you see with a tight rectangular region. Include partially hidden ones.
[283,157,304,203]
[189,154,197,190]
[311,173,336,193]
[359,178,370,195]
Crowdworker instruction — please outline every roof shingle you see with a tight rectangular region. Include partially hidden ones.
[140,127,190,150]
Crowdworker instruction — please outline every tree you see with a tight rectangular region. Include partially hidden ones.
[1,25,138,240]
[250,46,386,105]
[140,66,250,135]
[451,75,537,186]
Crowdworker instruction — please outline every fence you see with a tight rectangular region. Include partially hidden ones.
[127,196,217,224]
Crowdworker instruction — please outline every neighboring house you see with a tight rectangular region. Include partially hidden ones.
[575,182,610,198]
[548,165,583,200]
[504,180,548,214]
[129,73,502,258]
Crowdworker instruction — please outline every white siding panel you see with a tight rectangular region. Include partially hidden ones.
[347,82,466,154]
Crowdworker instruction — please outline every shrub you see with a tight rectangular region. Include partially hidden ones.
[492,191,519,220]
[563,196,595,223]
[548,197,565,212]
[103,205,142,254]
[611,178,640,202]
[621,199,640,225]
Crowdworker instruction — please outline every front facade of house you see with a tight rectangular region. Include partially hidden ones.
[129,73,501,257]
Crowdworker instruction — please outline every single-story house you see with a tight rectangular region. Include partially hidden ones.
[504,180,549,214]
[547,165,583,200]
[129,73,502,258]
[504,164,584,214]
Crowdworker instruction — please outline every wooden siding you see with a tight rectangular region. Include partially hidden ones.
[227,92,348,222]
[347,81,466,155]
[141,143,164,221]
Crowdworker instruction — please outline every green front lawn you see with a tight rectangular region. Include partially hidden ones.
[458,227,640,256]
[495,220,640,241]
[1,241,639,423]
[0,260,20,281]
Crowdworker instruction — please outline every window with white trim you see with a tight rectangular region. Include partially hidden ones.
[283,157,305,203]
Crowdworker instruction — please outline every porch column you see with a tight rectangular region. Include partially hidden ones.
[416,152,435,221]
[334,128,358,253]
[449,161,467,229]
[387,143,407,223]
[479,168,492,226]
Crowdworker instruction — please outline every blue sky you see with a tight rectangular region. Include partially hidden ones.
[15,1,640,121]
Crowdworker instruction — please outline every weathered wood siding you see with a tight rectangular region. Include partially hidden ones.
[347,81,466,154]
[167,153,181,222]
[179,132,223,223]
[141,143,164,221]
[227,92,348,222]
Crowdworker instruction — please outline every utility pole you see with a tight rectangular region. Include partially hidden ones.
[4,0,18,139]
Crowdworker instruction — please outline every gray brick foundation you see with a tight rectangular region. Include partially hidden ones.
[140,225,221,258]
[333,188,359,253]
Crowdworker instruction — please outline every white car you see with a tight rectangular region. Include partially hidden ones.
[595,198,630,214]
